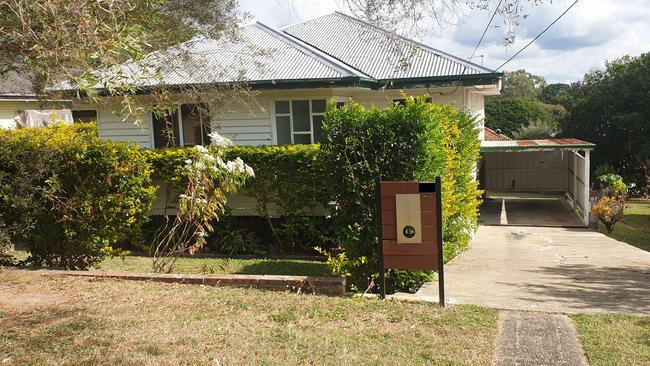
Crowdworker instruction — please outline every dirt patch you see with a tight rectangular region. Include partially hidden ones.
[0,270,63,310]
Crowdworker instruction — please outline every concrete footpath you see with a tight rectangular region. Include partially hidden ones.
[493,311,588,366]
[416,225,650,315]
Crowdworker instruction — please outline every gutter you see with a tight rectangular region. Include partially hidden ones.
[57,72,502,98]
[480,145,596,153]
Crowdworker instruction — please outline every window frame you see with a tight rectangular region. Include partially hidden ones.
[272,98,326,145]
[149,103,211,148]
[71,109,98,123]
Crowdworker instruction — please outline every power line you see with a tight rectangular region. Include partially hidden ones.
[462,0,503,75]
[495,0,580,71]
[469,0,503,64]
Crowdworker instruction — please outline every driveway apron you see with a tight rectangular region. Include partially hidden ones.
[417,225,650,315]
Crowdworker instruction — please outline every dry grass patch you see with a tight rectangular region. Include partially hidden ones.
[0,270,498,365]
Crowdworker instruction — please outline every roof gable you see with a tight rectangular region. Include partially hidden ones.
[283,12,496,81]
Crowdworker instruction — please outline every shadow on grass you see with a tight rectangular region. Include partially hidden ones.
[235,260,331,277]
[622,213,650,231]
[601,222,650,252]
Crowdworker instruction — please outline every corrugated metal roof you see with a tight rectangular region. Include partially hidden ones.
[66,22,367,90]
[153,22,370,85]
[481,138,595,152]
[0,71,35,97]
[282,12,497,80]
[55,13,501,91]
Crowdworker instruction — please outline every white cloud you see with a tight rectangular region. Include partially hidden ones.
[239,0,650,82]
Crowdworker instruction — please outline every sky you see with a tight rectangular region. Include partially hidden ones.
[238,0,650,83]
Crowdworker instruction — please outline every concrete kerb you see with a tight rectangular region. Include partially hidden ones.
[36,270,346,296]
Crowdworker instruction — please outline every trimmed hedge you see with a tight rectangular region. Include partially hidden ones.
[0,123,155,269]
[224,145,333,253]
[321,97,482,292]
[1,97,483,290]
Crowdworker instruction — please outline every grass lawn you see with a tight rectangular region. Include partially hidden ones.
[0,270,499,365]
[574,313,650,366]
[8,250,331,277]
[599,202,650,252]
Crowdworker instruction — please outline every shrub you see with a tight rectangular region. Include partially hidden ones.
[0,123,156,269]
[209,217,260,255]
[321,96,482,293]
[142,145,335,255]
[0,224,15,266]
[150,139,254,273]
[592,196,626,233]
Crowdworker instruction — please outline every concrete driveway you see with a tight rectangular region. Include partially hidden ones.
[416,225,650,315]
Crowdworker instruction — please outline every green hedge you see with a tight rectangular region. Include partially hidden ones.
[0,123,155,269]
[0,98,483,286]
[224,145,334,253]
[321,97,482,292]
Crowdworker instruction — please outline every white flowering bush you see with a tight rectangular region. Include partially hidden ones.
[151,132,254,273]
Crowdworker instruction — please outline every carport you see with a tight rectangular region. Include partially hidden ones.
[479,138,595,227]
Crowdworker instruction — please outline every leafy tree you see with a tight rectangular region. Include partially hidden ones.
[539,102,567,129]
[513,119,556,139]
[562,53,650,189]
[540,83,571,105]
[485,98,553,137]
[499,69,546,100]
[0,0,243,121]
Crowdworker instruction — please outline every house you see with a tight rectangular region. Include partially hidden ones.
[87,13,501,149]
[2,12,594,226]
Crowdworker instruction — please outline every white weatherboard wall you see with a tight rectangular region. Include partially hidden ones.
[483,151,570,192]
[95,86,490,148]
[97,106,152,147]
[94,86,491,216]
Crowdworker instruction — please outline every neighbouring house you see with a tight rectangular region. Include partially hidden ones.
[2,12,594,226]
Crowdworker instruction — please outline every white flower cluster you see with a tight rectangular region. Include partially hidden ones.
[184,144,254,179]
[224,157,255,177]
[208,131,233,148]
[178,194,208,205]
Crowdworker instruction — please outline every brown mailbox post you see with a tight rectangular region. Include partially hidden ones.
[376,177,444,306]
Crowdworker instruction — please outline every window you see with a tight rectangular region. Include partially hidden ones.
[72,110,97,123]
[392,97,432,106]
[275,99,326,145]
[151,104,210,148]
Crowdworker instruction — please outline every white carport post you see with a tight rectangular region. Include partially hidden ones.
[583,150,590,226]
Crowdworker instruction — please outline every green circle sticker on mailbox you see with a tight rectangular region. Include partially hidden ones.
[403,225,416,238]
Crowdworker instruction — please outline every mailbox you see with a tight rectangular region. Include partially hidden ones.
[395,194,422,243]
[377,178,444,304]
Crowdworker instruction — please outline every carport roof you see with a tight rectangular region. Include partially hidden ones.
[481,138,595,152]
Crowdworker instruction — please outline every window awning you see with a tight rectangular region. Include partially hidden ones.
[480,138,595,152]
